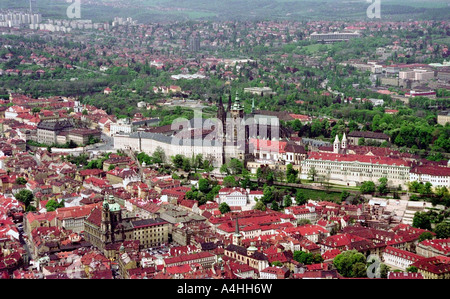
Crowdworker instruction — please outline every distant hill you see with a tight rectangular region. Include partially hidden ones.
[1,0,449,23]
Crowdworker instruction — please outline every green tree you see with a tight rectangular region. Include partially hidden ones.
[286,164,299,183]
[152,146,166,165]
[219,202,231,214]
[418,231,434,242]
[406,266,418,273]
[270,200,280,211]
[14,189,34,208]
[261,186,274,204]
[360,181,376,194]
[412,211,432,230]
[194,154,203,170]
[340,190,350,202]
[271,261,283,267]
[228,158,244,175]
[434,223,450,239]
[254,200,267,211]
[220,163,230,175]
[333,250,367,278]
[283,195,292,208]
[223,176,238,188]
[293,251,315,265]
[198,178,211,194]
[15,177,27,185]
[171,154,184,169]
[46,199,64,212]
[297,219,312,226]
[377,177,388,195]
[295,189,307,205]
[307,167,318,181]
[352,262,367,278]
[182,158,191,172]
[380,263,390,279]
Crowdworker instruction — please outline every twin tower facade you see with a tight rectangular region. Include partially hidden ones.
[333,133,348,154]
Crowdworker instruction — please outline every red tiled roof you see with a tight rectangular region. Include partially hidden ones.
[249,138,288,153]
[85,207,102,227]
[411,256,450,275]
[307,152,411,166]
[164,251,215,266]
[383,246,424,262]
[410,165,450,177]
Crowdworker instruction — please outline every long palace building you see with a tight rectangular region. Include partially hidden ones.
[300,134,450,189]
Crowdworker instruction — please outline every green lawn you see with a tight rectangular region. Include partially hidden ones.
[299,188,342,202]
[301,43,332,55]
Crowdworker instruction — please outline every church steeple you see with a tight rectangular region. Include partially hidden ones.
[341,133,347,154]
[217,96,226,126]
[232,91,243,111]
[333,135,340,154]
[232,217,242,246]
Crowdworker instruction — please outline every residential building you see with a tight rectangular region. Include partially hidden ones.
[36,120,73,145]
[309,32,361,43]
[382,246,425,271]
[215,187,263,208]
[347,131,390,146]
[259,266,290,279]
[437,111,450,126]
[409,164,450,188]
[416,239,450,258]
[410,256,450,279]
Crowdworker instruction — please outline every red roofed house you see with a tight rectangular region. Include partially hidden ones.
[410,256,450,279]
[104,87,112,95]
[260,266,290,279]
[416,238,450,258]
[163,251,216,269]
[410,165,450,188]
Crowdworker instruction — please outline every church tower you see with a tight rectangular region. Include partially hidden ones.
[227,92,232,113]
[217,96,227,166]
[101,197,112,245]
[232,217,242,246]
[333,135,340,154]
[341,133,347,154]
[217,96,226,129]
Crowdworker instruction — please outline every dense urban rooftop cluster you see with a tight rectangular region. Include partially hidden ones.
[0,5,449,280]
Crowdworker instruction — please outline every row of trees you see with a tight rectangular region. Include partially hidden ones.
[412,210,450,238]
[408,181,450,207]
[359,178,390,195]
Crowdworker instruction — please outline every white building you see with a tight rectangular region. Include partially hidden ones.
[215,187,263,207]
[284,205,318,223]
[259,266,289,279]
[382,246,424,271]
[110,118,134,136]
[409,164,450,189]
[300,151,411,187]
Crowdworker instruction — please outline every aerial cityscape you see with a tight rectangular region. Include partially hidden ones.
[0,0,449,285]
